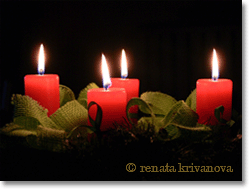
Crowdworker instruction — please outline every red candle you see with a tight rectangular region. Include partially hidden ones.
[24,44,60,116]
[87,54,127,131]
[111,49,140,114]
[196,49,233,125]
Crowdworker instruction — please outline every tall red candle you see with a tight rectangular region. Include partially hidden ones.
[111,49,140,114]
[196,49,233,125]
[24,44,60,116]
[87,54,127,131]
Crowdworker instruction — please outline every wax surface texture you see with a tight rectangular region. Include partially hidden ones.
[87,88,127,131]
[196,79,233,125]
[24,74,60,116]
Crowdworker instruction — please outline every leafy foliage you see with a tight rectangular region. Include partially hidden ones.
[59,84,76,107]
[140,91,177,115]
[11,94,59,129]
[0,85,239,154]
[127,89,211,141]
[50,100,88,132]
[185,88,196,112]
[1,83,99,151]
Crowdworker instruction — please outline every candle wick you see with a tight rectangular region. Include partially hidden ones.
[104,85,109,91]
[213,76,218,81]
[121,76,127,79]
[38,69,44,75]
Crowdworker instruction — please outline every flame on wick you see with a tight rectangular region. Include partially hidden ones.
[212,49,219,81]
[38,44,45,75]
[121,49,128,78]
[102,54,111,90]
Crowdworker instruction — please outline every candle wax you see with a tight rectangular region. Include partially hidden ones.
[24,74,60,116]
[87,88,127,131]
[111,78,139,113]
[196,79,233,125]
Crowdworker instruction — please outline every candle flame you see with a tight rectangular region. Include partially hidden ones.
[102,54,111,89]
[38,44,45,75]
[121,49,128,78]
[212,49,219,81]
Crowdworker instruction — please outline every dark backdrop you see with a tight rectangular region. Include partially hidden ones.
[0,0,242,126]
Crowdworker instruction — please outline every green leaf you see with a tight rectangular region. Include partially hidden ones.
[1,123,25,134]
[169,100,198,127]
[59,84,75,107]
[6,129,37,137]
[11,94,59,129]
[159,100,198,129]
[185,88,196,112]
[175,123,212,141]
[0,123,37,137]
[126,98,156,125]
[77,83,99,108]
[37,125,66,140]
[66,125,94,139]
[36,125,66,152]
[87,101,102,133]
[50,100,88,132]
[214,105,227,124]
[13,116,41,131]
[140,92,177,115]
[165,125,181,140]
[226,120,235,127]
[138,116,164,132]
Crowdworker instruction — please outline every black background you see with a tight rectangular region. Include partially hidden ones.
[0,0,242,125]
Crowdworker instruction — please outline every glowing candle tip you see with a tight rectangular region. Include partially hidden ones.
[212,48,219,81]
[38,44,45,75]
[102,54,111,89]
[121,49,128,79]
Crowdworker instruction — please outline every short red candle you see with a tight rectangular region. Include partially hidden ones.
[87,54,127,131]
[24,44,60,116]
[196,49,233,125]
[87,88,127,131]
[110,49,140,115]
[24,74,60,116]
[111,78,139,105]
[196,79,233,125]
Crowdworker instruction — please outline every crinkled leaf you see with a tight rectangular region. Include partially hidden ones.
[37,125,66,140]
[185,88,196,112]
[50,100,88,132]
[138,116,163,132]
[175,123,212,141]
[127,98,155,125]
[7,129,37,137]
[77,83,99,108]
[161,100,198,128]
[11,94,59,129]
[13,116,41,131]
[140,91,177,115]
[0,123,25,134]
[0,123,37,137]
[175,123,211,131]
[67,125,94,139]
[169,100,198,127]
[36,125,66,152]
[59,84,75,107]
[164,125,181,140]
